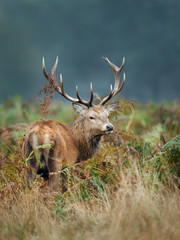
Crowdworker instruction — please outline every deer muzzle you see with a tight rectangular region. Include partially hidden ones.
[105,124,114,132]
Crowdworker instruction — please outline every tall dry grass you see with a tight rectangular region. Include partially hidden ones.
[0,169,179,240]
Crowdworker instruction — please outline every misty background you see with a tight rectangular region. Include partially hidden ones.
[0,0,179,103]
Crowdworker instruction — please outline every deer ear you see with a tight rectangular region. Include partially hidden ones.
[72,103,88,115]
[105,101,119,114]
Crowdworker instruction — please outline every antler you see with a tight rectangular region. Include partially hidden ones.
[42,57,94,108]
[100,57,125,105]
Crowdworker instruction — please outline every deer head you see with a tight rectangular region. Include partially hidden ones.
[42,56,125,136]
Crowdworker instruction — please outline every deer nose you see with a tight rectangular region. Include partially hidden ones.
[106,124,114,132]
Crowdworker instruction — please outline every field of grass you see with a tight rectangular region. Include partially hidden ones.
[0,96,180,240]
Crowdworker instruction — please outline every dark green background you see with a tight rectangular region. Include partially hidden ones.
[0,0,179,102]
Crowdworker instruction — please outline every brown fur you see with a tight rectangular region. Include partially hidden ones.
[22,104,117,191]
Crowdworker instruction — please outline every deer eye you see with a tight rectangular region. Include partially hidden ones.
[90,116,95,120]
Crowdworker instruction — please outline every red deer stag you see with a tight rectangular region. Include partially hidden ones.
[22,56,125,191]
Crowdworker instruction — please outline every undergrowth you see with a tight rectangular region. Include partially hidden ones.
[0,96,180,240]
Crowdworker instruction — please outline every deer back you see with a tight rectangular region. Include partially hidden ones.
[22,119,79,165]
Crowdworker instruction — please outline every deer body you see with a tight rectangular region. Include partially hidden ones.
[22,56,126,191]
[23,119,78,190]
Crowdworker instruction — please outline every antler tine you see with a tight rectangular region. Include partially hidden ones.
[58,73,79,103]
[42,57,48,79]
[76,82,94,107]
[100,57,125,105]
[76,86,86,104]
[51,56,58,75]
[89,82,94,104]
[100,84,113,105]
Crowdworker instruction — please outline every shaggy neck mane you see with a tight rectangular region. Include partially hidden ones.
[69,117,102,161]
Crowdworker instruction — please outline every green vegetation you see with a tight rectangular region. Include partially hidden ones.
[0,96,180,240]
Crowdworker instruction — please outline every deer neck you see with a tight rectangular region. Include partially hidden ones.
[70,117,102,161]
